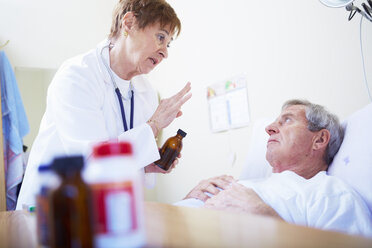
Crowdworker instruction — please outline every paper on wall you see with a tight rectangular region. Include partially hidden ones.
[207,75,250,132]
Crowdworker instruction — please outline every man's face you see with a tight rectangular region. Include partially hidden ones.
[265,105,317,173]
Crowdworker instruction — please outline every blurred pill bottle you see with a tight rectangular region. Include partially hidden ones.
[36,164,59,247]
[154,129,187,171]
[49,155,94,248]
[84,141,145,248]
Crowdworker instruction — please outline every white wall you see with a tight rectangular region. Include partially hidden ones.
[0,0,117,68]
[15,67,56,150]
[1,0,371,203]
[148,0,372,203]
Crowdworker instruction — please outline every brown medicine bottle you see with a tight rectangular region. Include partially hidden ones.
[155,129,187,171]
[49,156,94,248]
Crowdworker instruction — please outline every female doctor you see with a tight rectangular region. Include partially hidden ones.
[16,0,191,209]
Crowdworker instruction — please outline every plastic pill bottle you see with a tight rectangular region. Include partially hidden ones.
[84,141,145,248]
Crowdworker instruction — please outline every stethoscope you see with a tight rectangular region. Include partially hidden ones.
[100,43,134,132]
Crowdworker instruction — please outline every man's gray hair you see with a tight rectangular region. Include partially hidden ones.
[282,99,344,165]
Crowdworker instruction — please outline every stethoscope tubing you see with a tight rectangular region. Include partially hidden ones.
[101,43,134,132]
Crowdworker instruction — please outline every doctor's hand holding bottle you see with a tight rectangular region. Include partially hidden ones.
[145,82,191,174]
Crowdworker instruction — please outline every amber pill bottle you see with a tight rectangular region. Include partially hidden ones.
[49,156,94,248]
[155,129,187,171]
[36,164,59,247]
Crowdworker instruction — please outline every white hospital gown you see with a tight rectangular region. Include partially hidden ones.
[175,171,372,237]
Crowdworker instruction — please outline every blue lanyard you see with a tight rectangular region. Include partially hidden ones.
[115,88,134,132]
[100,42,134,132]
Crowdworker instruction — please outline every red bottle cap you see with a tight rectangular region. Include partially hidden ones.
[93,141,133,158]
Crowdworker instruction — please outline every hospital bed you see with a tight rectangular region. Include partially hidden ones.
[1,103,372,247]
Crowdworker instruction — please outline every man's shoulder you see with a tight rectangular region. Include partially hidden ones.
[311,171,361,199]
[271,171,357,198]
[306,172,372,236]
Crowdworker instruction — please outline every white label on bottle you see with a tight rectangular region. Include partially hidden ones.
[90,181,138,235]
[105,191,131,233]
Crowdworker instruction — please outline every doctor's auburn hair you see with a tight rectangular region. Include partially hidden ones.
[282,99,344,166]
[109,0,181,39]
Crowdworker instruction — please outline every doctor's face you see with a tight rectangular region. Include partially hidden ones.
[265,105,317,173]
[126,22,173,75]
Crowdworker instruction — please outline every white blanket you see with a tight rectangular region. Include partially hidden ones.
[175,171,372,237]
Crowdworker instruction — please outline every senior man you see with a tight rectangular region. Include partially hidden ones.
[178,99,372,237]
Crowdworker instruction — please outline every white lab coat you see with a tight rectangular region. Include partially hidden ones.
[16,40,160,209]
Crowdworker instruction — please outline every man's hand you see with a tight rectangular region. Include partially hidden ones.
[184,175,236,202]
[204,183,283,220]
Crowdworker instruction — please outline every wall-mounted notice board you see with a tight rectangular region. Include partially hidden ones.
[207,75,250,132]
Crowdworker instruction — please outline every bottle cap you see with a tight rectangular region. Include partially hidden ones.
[177,129,187,137]
[92,141,133,158]
[52,155,84,173]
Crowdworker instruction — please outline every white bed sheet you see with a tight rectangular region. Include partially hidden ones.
[175,171,372,237]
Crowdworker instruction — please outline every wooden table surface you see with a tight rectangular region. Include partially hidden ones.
[1,201,371,247]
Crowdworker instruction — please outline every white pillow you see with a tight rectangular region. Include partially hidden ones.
[328,103,372,213]
[239,118,273,180]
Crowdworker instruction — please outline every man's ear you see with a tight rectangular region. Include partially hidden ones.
[313,129,330,150]
[121,12,136,33]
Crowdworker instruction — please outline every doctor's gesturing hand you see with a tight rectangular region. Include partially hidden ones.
[144,82,191,174]
[146,82,192,137]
